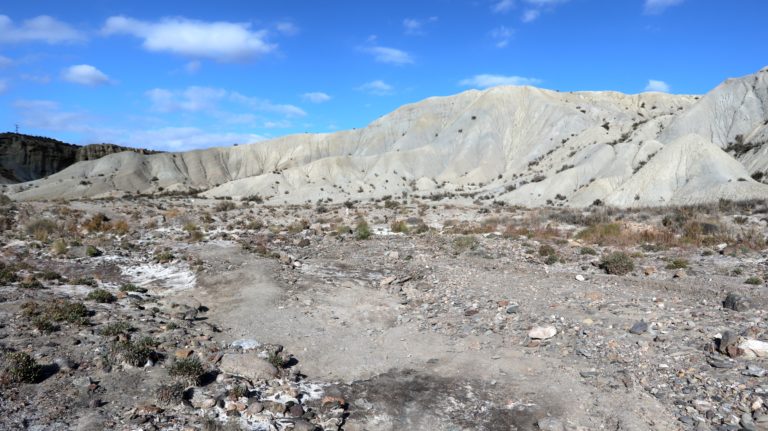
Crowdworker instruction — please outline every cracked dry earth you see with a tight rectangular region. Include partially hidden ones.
[1,197,768,431]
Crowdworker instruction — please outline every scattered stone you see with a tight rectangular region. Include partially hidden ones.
[723,293,751,312]
[537,417,566,431]
[719,331,740,354]
[672,269,686,278]
[744,365,767,377]
[707,354,737,369]
[175,348,194,359]
[629,321,648,335]
[505,303,520,314]
[643,266,656,276]
[739,339,768,358]
[528,326,557,340]
[219,353,279,381]
[575,274,585,282]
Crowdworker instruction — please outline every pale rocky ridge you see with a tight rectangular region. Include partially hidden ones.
[6,67,768,206]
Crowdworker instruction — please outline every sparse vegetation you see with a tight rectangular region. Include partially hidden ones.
[2,351,41,383]
[169,357,204,385]
[599,252,635,275]
[86,289,116,303]
[355,219,371,240]
[113,336,157,367]
[745,276,763,285]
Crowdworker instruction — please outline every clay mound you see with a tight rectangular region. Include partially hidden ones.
[7,67,768,207]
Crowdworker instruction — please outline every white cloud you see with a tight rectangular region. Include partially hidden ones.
[0,15,85,44]
[403,17,436,35]
[518,0,569,22]
[127,127,264,151]
[644,0,684,14]
[62,64,112,86]
[184,60,201,74]
[492,0,515,13]
[644,79,670,93]
[0,55,12,68]
[230,93,307,117]
[357,80,394,96]
[275,21,299,36]
[12,98,266,151]
[13,99,91,132]
[403,18,422,35]
[302,92,331,103]
[146,86,306,117]
[146,86,226,112]
[363,46,414,65]
[490,26,513,48]
[21,74,51,84]
[522,9,541,22]
[0,80,7,94]
[102,16,276,62]
[459,74,542,88]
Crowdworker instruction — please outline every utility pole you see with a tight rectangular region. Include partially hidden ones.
[15,124,19,134]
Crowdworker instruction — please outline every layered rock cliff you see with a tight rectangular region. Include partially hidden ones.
[0,133,158,183]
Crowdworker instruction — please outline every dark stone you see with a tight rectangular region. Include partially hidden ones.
[723,293,750,312]
[718,330,739,354]
[629,320,648,335]
[289,404,305,417]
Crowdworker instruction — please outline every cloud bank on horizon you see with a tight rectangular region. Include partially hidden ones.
[0,0,765,151]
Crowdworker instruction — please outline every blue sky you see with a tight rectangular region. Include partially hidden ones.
[0,0,767,150]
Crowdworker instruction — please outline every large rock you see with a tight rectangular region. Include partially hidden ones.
[219,353,278,381]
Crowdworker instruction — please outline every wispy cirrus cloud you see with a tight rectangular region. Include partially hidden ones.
[362,45,414,65]
[0,15,85,44]
[302,92,331,103]
[644,0,684,14]
[146,86,306,117]
[402,16,438,35]
[102,16,276,62]
[459,74,542,88]
[357,80,394,95]
[490,26,514,48]
[492,0,515,14]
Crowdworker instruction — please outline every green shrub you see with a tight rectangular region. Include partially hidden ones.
[355,219,371,240]
[3,352,41,383]
[114,336,156,367]
[579,247,598,256]
[169,357,204,385]
[452,235,478,254]
[390,220,409,233]
[538,244,557,257]
[120,283,147,293]
[85,245,102,257]
[745,276,763,285]
[665,258,689,270]
[22,300,89,325]
[154,250,174,263]
[100,321,133,336]
[599,252,635,275]
[544,254,559,265]
[86,289,116,303]
[268,351,286,369]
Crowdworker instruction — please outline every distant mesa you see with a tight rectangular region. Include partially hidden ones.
[4,66,768,208]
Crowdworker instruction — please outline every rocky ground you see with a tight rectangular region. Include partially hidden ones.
[1,195,767,430]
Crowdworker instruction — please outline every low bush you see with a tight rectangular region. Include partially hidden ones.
[599,252,635,275]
